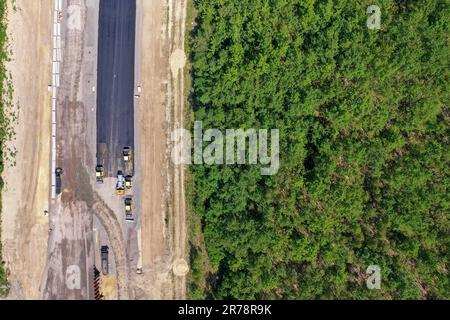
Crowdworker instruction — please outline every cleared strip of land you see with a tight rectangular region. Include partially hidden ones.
[1,0,52,299]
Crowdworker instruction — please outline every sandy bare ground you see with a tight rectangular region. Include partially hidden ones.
[42,0,94,300]
[131,0,188,299]
[1,0,52,299]
[131,0,172,299]
[168,0,189,299]
[93,194,130,300]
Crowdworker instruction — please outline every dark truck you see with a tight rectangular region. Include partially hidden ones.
[55,168,63,195]
[100,245,109,275]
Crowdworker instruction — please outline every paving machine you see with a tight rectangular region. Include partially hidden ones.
[116,171,125,195]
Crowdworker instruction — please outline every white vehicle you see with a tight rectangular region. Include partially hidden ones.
[116,171,125,195]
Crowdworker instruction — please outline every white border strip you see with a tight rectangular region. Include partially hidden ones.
[51,1,62,199]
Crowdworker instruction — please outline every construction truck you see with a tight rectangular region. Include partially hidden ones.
[95,165,104,183]
[55,167,63,195]
[116,171,125,195]
[125,197,134,222]
[100,246,109,276]
[125,175,133,189]
[123,147,132,162]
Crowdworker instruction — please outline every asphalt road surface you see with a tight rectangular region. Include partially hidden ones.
[97,0,136,176]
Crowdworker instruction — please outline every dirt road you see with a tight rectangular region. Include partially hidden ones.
[2,0,188,300]
[42,0,130,300]
[92,194,129,300]
[1,0,52,299]
[132,0,188,299]
[132,0,171,299]
[168,0,189,299]
[42,0,93,300]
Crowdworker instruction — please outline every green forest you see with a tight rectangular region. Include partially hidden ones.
[188,0,449,299]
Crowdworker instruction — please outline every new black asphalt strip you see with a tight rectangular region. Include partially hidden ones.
[96,0,136,176]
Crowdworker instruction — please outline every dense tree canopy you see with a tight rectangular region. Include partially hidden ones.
[188,0,449,299]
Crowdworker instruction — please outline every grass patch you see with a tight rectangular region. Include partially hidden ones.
[0,0,15,296]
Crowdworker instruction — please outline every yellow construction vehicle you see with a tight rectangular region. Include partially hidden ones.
[125,175,133,189]
[123,147,132,162]
[95,165,104,183]
[124,197,134,222]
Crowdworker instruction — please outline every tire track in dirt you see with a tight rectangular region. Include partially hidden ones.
[92,193,130,300]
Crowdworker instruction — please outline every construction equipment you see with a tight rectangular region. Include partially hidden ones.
[100,246,109,276]
[125,175,133,189]
[123,147,132,162]
[95,165,104,183]
[116,171,125,195]
[55,167,63,195]
[124,197,134,222]
[135,86,142,99]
